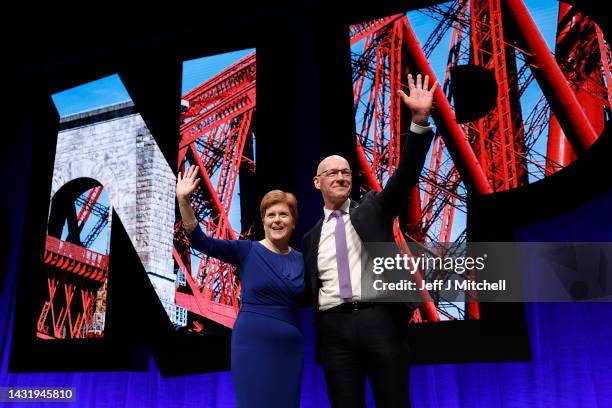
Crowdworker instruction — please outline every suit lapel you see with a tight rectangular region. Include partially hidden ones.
[308,217,324,259]
[308,217,324,299]
[348,199,365,241]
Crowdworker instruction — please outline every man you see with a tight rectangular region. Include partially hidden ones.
[302,73,437,408]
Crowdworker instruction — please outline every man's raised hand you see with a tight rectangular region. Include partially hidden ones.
[397,73,438,125]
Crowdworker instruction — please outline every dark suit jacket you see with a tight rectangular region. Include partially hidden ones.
[302,128,434,362]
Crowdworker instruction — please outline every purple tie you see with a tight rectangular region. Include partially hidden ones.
[331,210,353,300]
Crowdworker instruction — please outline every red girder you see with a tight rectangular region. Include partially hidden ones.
[546,2,609,174]
[503,0,598,154]
[77,186,102,227]
[401,17,493,195]
[174,52,256,329]
[180,83,256,147]
[596,26,612,108]
[44,235,108,281]
[469,0,527,191]
[217,110,253,210]
[418,2,469,244]
[38,236,106,339]
[546,115,574,174]
[349,15,403,46]
[416,2,468,246]
[188,143,236,240]
[181,52,256,118]
[173,247,237,328]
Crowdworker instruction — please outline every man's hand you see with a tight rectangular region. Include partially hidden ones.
[397,73,438,125]
[176,165,201,201]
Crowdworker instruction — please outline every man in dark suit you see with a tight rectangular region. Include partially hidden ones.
[302,74,437,408]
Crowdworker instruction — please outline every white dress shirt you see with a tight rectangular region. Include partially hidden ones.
[317,199,363,310]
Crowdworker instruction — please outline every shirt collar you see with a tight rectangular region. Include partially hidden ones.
[323,198,351,222]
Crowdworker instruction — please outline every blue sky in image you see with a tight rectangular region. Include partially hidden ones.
[182,49,254,94]
[51,1,560,250]
[52,75,132,118]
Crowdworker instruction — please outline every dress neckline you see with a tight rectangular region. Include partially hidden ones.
[256,241,293,256]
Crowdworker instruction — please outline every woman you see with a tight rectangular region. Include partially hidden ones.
[177,165,305,408]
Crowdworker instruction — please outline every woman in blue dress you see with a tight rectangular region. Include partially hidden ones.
[177,165,305,408]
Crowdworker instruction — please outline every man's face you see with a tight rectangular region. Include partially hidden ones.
[314,156,352,206]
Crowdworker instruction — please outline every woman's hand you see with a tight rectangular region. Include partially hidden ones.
[176,165,201,233]
[176,165,201,200]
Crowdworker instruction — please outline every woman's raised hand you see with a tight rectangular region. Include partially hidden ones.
[176,165,201,200]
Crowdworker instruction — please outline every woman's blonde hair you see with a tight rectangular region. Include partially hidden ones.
[259,190,298,221]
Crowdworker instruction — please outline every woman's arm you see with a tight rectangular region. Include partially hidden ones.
[177,165,251,266]
[176,165,200,234]
[186,224,251,266]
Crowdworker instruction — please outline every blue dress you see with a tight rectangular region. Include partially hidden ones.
[187,225,305,408]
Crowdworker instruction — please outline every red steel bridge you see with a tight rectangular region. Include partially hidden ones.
[38,0,610,337]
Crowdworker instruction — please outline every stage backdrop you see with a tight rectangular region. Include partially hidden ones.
[1,97,611,408]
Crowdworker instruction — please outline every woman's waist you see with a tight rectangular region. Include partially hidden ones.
[239,303,300,326]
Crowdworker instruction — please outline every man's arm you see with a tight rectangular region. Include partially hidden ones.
[301,219,324,308]
[299,235,315,308]
[377,74,437,215]
[377,126,434,215]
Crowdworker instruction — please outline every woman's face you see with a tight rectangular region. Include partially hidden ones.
[262,202,295,243]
